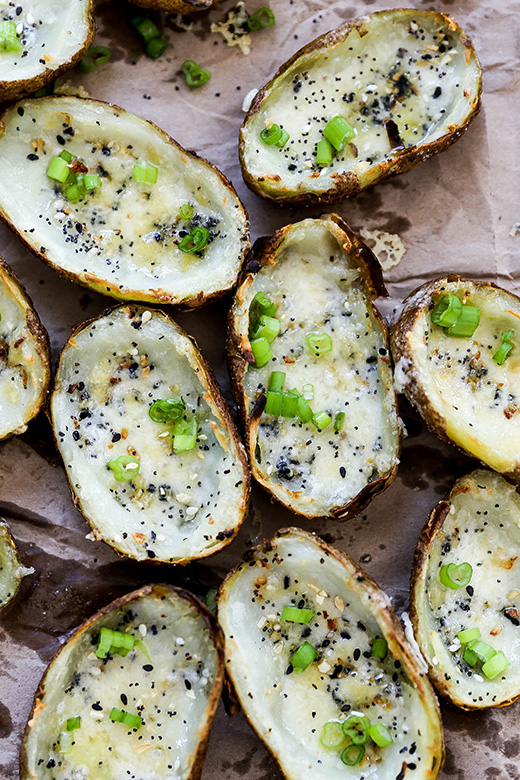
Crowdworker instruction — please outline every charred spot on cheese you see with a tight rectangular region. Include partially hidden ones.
[20,584,224,780]
[391,277,520,480]
[239,9,481,206]
[51,306,249,564]
[0,96,249,308]
[218,528,444,780]
[0,518,33,609]
[0,0,94,102]
[0,257,50,440]
[228,214,400,519]
[412,470,520,709]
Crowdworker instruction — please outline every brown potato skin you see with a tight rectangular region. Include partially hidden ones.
[218,527,445,778]
[0,97,250,309]
[239,10,482,207]
[390,276,520,482]
[19,583,225,780]
[0,2,95,102]
[227,214,400,521]
[410,471,520,709]
[0,256,51,441]
[128,0,222,11]
[51,304,250,565]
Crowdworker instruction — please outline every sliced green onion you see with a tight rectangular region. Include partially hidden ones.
[131,15,161,42]
[466,640,496,664]
[369,723,393,747]
[312,411,332,431]
[316,138,332,166]
[268,371,286,393]
[96,627,136,658]
[482,651,510,680]
[47,156,70,183]
[253,292,276,317]
[59,149,76,164]
[181,59,210,87]
[446,305,480,338]
[302,383,314,400]
[457,627,481,645]
[251,337,272,367]
[58,730,73,753]
[251,314,280,343]
[65,182,84,202]
[79,45,112,74]
[281,606,314,623]
[323,116,356,151]
[430,294,463,328]
[290,641,317,673]
[133,160,159,184]
[146,37,168,58]
[149,398,185,423]
[342,714,370,745]
[178,227,210,254]
[135,639,151,661]
[260,123,290,148]
[493,330,514,365]
[341,743,365,766]
[0,20,21,53]
[463,644,478,667]
[306,332,333,356]
[334,412,345,433]
[371,637,387,659]
[34,83,55,97]
[439,562,473,589]
[247,7,275,30]
[296,394,313,423]
[265,390,282,416]
[281,390,299,418]
[179,203,194,219]
[66,716,81,731]
[108,455,140,482]
[321,721,345,748]
[84,174,101,191]
[172,417,197,453]
[109,708,142,729]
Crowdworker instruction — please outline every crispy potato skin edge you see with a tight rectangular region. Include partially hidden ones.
[19,583,226,780]
[390,276,520,481]
[50,303,250,565]
[0,96,250,309]
[128,0,222,11]
[218,527,445,779]
[227,213,400,520]
[0,518,24,610]
[410,470,520,709]
[239,10,482,207]
[0,256,51,441]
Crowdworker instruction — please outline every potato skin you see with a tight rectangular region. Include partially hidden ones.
[227,214,400,520]
[0,1,95,102]
[0,257,51,441]
[239,10,482,207]
[19,583,225,780]
[128,0,222,11]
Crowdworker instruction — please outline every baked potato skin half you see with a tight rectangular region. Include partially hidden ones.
[390,276,520,480]
[0,97,249,309]
[20,583,224,780]
[0,257,50,440]
[228,214,400,520]
[218,528,444,780]
[0,0,95,102]
[239,9,481,207]
[51,305,250,564]
[0,518,32,610]
[128,0,222,12]
[410,470,520,709]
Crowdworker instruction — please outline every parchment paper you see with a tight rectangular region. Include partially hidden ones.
[1,0,519,777]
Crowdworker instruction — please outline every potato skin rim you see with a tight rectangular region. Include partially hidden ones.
[128,0,221,11]
[0,95,250,309]
[239,8,482,207]
[227,213,400,521]
[19,583,226,780]
[0,256,51,441]
[409,469,520,710]
[218,526,445,779]
[50,302,250,565]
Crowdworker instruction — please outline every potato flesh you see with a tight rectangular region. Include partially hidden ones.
[219,532,440,780]
[415,471,520,707]
[0,519,24,608]
[0,267,47,438]
[51,307,247,562]
[404,281,520,473]
[0,98,248,303]
[0,0,90,82]
[242,220,399,515]
[241,11,480,197]
[22,589,220,780]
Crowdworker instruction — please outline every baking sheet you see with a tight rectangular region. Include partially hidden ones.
[1,0,520,777]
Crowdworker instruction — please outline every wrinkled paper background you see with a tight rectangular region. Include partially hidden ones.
[1,0,520,777]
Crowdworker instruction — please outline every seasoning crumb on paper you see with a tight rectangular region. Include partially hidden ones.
[211,2,252,55]
[54,80,90,98]
[510,223,520,237]
[359,228,406,271]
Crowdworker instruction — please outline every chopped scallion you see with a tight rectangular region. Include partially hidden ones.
[0,20,21,53]
[281,605,314,623]
[58,730,73,753]
[251,337,272,367]
[181,59,210,87]
[306,332,333,356]
[66,716,81,731]
[323,116,355,151]
[302,383,314,400]
[341,743,365,766]
[135,639,151,661]
[146,37,168,58]
[371,636,387,659]
[493,330,514,365]
[109,708,142,729]
[131,15,168,58]
[149,397,185,423]
[247,7,275,30]
[290,641,317,673]
[439,562,472,589]
[430,294,463,328]
[466,639,496,664]
[251,314,280,343]
[59,149,76,164]
[312,411,332,431]
[268,371,286,393]
[316,138,332,166]
[253,292,276,317]
[79,46,112,74]
[47,156,70,183]
[179,203,194,219]
[446,304,480,338]
[482,650,510,680]
[463,644,478,667]
[172,417,197,453]
[334,412,345,433]
[84,174,101,191]
[96,627,136,658]
[342,714,370,744]
[265,390,282,416]
[321,721,345,748]
[457,627,481,645]
[108,455,140,482]
[281,390,299,418]
[369,723,393,747]
[178,226,210,253]
[133,160,159,184]
[260,123,290,148]
[296,394,313,423]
